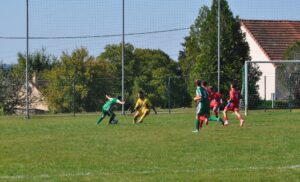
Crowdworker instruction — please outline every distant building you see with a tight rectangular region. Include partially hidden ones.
[15,74,49,114]
[241,20,300,100]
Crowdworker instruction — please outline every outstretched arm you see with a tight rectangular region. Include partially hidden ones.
[105,95,111,100]
[117,100,125,105]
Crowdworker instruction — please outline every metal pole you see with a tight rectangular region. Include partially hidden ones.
[168,77,171,114]
[217,0,220,92]
[244,62,248,116]
[289,74,292,112]
[121,0,125,115]
[264,75,266,112]
[73,78,76,117]
[25,0,30,119]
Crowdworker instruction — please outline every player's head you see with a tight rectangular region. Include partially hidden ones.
[138,90,145,99]
[196,80,201,87]
[231,83,237,89]
[117,96,122,100]
[202,81,208,87]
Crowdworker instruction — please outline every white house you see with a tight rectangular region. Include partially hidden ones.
[241,20,300,100]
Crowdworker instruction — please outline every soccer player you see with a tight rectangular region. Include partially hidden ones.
[223,83,245,127]
[210,85,223,118]
[96,95,125,125]
[193,80,209,133]
[132,90,156,124]
[202,82,224,125]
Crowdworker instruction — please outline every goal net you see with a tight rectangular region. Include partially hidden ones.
[244,60,300,115]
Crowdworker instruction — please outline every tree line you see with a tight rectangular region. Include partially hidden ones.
[0,0,268,114]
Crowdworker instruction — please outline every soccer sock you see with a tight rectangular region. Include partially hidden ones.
[238,115,244,121]
[209,116,219,122]
[195,119,200,130]
[224,116,228,121]
[109,114,116,124]
[96,115,104,125]
[199,116,204,128]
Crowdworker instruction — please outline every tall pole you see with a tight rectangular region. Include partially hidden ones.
[25,0,30,119]
[244,62,248,116]
[121,0,125,115]
[217,0,221,92]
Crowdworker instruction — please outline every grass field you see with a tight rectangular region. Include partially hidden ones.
[0,109,299,181]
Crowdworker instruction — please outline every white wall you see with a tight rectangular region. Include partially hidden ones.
[241,25,275,100]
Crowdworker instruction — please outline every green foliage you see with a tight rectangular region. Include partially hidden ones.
[100,44,190,108]
[43,48,114,113]
[281,41,300,106]
[179,0,261,102]
[0,63,24,114]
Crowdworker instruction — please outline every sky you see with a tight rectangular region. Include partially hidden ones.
[1,0,300,64]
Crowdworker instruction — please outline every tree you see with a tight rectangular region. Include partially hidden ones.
[179,0,261,104]
[99,44,190,108]
[42,48,112,112]
[0,63,24,114]
[133,48,190,108]
[282,41,300,107]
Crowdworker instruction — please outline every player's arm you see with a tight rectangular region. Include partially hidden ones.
[105,95,111,100]
[133,99,141,111]
[117,99,125,105]
[193,95,202,102]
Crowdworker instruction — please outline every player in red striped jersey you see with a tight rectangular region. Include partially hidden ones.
[223,83,245,127]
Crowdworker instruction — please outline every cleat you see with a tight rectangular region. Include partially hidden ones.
[192,129,199,133]
[223,121,229,126]
[218,118,225,125]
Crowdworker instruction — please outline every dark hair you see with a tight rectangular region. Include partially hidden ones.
[117,96,122,100]
[202,81,208,87]
[139,90,144,95]
[231,84,237,89]
[196,80,201,86]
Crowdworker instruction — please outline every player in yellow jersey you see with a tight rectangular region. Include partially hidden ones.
[132,90,157,124]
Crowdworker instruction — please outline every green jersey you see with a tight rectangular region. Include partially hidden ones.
[102,98,120,111]
[196,86,208,103]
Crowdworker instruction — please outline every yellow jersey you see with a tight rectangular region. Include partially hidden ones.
[134,98,151,112]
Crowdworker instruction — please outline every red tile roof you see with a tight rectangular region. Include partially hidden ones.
[241,20,300,60]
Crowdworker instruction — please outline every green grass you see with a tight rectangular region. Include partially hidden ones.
[0,110,299,181]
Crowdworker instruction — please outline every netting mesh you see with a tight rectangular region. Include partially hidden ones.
[245,61,300,110]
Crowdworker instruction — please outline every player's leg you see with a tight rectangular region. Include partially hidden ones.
[193,103,201,133]
[137,110,149,123]
[213,106,218,118]
[108,111,116,124]
[223,109,229,126]
[133,111,141,124]
[199,115,205,129]
[96,110,107,125]
[234,110,245,127]
[193,114,200,133]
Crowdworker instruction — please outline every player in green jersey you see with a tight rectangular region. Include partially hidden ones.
[193,80,209,133]
[96,95,125,125]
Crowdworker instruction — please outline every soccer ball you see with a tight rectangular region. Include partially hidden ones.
[110,118,119,124]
